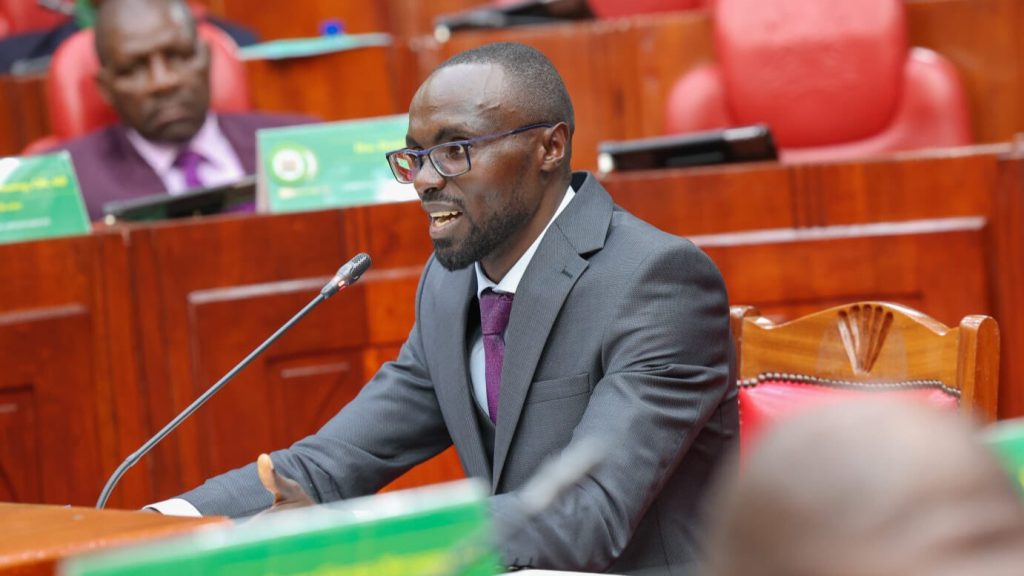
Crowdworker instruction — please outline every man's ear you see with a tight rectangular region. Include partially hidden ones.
[196,39,211,67]
[539,122,570,173]
[94,69,114,106]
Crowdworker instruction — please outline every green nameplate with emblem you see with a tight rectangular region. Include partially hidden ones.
[257,114,414,213]
[0,153,90,244]
[61,480,498,576]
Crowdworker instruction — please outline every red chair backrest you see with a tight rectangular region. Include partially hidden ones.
[0,0,69,37]
[714,0,906,147]
[46,23,250,140]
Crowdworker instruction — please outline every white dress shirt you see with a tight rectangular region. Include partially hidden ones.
[125,112,246,194]
[469,185,575,412]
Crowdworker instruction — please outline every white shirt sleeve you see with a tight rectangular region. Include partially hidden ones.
[145,498,202,517]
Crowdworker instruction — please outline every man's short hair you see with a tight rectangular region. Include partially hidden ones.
[437,42,575,132]
[94,0,196,65]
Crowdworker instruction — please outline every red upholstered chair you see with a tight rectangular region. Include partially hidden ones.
[37,22,250,144]
[587,0,708,19]
[665,0,972,163]
[0,0,69,37]
[730,302,999,456]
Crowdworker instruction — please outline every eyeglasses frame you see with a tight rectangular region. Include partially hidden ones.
[385,122,556,183]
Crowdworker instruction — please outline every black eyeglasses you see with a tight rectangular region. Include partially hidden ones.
[385,123,555,184]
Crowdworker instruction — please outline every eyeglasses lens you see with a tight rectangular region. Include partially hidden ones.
[389,153,418,183]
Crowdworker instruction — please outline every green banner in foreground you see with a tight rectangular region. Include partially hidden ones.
[61,480,498,576]
[0,153,89,244]
[258,114,415,213]
[985,418,1024,495]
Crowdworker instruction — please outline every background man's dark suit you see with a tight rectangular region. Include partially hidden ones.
[46,112,308,219]
[177,171,738,575]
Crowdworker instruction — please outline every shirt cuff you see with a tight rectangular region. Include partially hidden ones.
[145,498,202,517]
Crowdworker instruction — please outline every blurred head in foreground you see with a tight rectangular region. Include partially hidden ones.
[705,398,1024,576]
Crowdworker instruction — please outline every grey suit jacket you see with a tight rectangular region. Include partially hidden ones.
[180,172,737,575]
[44,112,311,220]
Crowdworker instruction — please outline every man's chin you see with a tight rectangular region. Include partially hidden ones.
[144,118,204,144]
[433,241,476,271]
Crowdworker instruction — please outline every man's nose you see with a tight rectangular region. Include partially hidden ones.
[414,157,446,199]
[147,54,181,92]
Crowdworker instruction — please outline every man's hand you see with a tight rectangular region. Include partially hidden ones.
[256,453,315,512]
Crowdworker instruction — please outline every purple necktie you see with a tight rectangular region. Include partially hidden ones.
[173,148,205,190]
[480,289,514,423]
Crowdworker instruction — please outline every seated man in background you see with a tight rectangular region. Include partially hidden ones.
[0,0,257,74]
[151,42,737,575]
[705,398,1024,576]
[45,0,307,220]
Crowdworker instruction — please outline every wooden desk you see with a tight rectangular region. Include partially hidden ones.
[0,503,224,576]
[1,147,1021,510]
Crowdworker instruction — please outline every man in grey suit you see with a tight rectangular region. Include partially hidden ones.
[156,42,737,575]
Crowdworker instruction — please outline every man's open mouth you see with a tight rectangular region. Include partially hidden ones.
[430,210,463,228]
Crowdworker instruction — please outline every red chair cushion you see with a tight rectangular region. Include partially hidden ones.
[715,0,906,147]
[739,376,960,456]
[47,23,250,140]
[0,0,68,36]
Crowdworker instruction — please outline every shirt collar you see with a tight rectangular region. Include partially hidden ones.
[124,112,226,173]
[474,184,576,298]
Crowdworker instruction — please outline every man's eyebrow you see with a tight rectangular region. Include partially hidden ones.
[406,124,478,148]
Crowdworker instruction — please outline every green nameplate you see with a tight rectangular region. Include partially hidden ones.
[0,153,90,245]
[985,418,1024,495]
[258,114,414,213]
[62,480,499,576]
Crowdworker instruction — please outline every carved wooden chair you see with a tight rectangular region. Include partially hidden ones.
[731,302,999,453]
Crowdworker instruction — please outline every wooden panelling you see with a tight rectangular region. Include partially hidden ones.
[0,73,49,157]
[0,233,146,508]
[699,219,991,326]
[126,210,354,500]
[599,12,714,140]
[906,0,1024,144]
[603,147,1001,235]
[991,152,1024,423]
[0,388,39,503]
[123,209,460,503]
[0,78,21,157]
[383,0,490,40]
[204,0,390,39]
[245,46,400,121]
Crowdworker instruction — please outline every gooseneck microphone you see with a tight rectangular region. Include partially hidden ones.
[96,253,373,509]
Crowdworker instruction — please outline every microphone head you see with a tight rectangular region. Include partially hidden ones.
[321,253,373,298]
[345,252,372,284]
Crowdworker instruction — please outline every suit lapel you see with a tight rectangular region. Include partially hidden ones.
[491,174,614,489]
[108,125,168,197]
[430,266,492,481]
[217,114,258,173]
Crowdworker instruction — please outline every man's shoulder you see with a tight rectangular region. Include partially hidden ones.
[608,203,697,253]
[43,124,125,159]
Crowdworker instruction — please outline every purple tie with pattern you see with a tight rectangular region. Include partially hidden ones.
[173,148,205,190]
[480,289,514,423]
